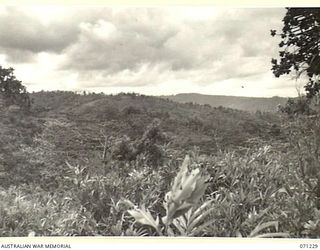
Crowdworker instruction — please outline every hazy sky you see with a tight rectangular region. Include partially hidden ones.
[0,6,305,97]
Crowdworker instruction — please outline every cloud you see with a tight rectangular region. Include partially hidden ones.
[0,48,36,63]
[0,6,101,62]
[0,6,292,96]
[60,9,181,72]
[57,7,287,88]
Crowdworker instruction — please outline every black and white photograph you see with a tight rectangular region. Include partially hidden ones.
[0,4,320,240]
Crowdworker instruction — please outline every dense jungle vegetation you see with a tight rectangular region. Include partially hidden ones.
[1,86,320,237]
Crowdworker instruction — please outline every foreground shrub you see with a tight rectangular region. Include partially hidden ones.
[124,154,290,237]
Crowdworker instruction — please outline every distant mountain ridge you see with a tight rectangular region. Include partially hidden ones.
[161,93,289,112]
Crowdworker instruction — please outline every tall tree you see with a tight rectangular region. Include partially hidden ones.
[271,8,320,98]
[0,65,30,110]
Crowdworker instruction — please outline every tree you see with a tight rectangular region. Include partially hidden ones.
[0,65,30,110]
[271,8,320,98]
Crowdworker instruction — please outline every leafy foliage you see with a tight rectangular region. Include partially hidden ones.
[0,65,30,110]
[277,96,314,116]
[271,8,320,98]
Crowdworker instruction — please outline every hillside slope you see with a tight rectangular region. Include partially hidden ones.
[161,93,289,112]
[29,91,283,156]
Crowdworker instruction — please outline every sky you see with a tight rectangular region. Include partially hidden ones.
[0,6,306,97]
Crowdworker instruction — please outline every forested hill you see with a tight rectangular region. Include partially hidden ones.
[161,93,289,112]
[28,91,282,154]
